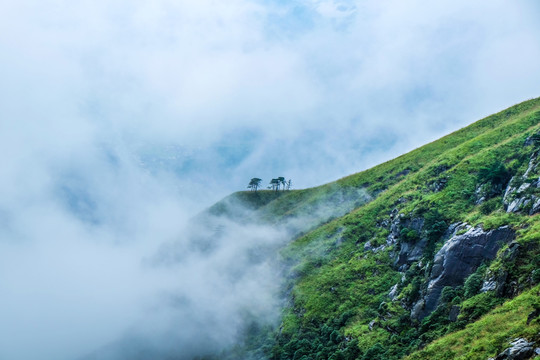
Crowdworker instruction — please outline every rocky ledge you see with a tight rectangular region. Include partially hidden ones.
[412,225,515,319]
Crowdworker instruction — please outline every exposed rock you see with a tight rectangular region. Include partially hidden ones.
[494,338,535,360]
[503,151,540,213]
[368,320,378,331]
[448,305,460,322]
[443,222,470,240]
[395,237,428,267]
[388,283,399,301]
[372,244,386,253]
[386,213,405,245]
[411,299,425,320]
[529,197,540,215]
[476,182,504,204]
[524,131,540,147]
[518,182,532,193]
[523,152,538,178]
[504,176,517,200]
[475,183,487,204]
[392,216,428,268]
[481,279,497,292]
[364,241,386,253]
[412,226,515,319]
[364,240,386,253]
[503,241,520,261]
[364,240,373,251]
[526,308,540,325]
[507,198,523,213]
[482,270,509,297]
[428,177,448,192]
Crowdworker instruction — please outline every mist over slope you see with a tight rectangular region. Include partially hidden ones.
[205,98,540,360]
[3,95,539,360]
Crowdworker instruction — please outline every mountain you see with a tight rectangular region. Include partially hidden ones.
[203,97,540,360]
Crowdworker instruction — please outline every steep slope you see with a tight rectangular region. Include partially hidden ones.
[206,97,540,360]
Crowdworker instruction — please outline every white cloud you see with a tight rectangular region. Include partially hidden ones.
[0,0,540,358]
[313,0,357,18]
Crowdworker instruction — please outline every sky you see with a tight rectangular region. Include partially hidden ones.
[1,0,540,359]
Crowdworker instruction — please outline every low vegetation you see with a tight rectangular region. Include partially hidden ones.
[205,97,540,359]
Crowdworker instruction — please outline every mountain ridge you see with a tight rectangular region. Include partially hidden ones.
[203,97,540,360]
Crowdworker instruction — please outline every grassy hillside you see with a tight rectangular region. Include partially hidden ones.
[406,285,540,360]
[207,97,540,360]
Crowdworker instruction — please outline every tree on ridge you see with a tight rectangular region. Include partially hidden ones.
[247,178,262,191]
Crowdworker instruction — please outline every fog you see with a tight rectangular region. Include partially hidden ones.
[1,0,540,359]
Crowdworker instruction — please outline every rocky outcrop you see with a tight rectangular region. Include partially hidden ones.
[395,238,427,268]
[476,182,505,204]
[428,177,448,192]
[503,151,540,214]
[523,131,540,147]
[493,338,536,360]
[388,216,426,267]
[388,283,399,301]
[411,226,515,319]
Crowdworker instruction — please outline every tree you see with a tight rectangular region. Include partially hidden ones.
[277,177,285,191]
[247,178,262,191]
[269,178,280,191]
[286,179,292,190]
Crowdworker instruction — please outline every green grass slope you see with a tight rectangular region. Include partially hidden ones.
[207,97,540,360]
[406,285,540,360]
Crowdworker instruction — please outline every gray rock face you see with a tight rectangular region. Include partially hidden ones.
[412,226,515,319]
[448,305,460,322]
[530,197,540,215]
[503,151,540,214]
[410,299,425,320]
[524,134,537,146]
[390,216,426,267]
[395,238,428,267]
[388,283,399,301]
[523,152,538,179]
[494,338,535,360]
[386,214,424,244]
[364,240,386,253]
[476,182,504,204]
[480,279,497,292]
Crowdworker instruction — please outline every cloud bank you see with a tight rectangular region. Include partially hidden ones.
[0,0,539,359]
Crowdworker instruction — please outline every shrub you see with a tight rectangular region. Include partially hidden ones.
[478,162,511,187]
[400,228,419,242]
[480,197,500,215]
[464,273,484,299]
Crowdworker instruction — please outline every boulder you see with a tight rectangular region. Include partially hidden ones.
[412,226,514,319]
[494,338,535,360]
